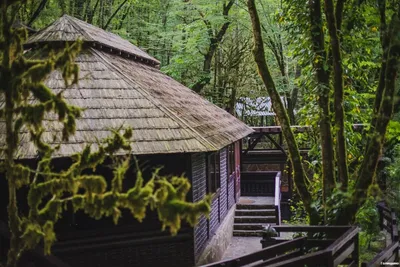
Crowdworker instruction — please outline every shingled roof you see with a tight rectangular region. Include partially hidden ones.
[25,15,159,66]
[2,15,253,159]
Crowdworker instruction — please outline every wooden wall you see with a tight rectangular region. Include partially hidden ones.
[1,142,243,267]
[192,141,240,262]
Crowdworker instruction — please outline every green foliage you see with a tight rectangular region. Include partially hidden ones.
[287,197,309,225]
[1,1,211,267]
[386,144,400,219]
[356,198,381,249]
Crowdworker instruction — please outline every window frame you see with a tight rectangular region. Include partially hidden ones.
[207,151,221,194]
[227,144,236,178]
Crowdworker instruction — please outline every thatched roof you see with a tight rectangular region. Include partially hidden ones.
[1,15,253,159]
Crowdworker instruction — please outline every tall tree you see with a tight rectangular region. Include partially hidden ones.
[190,0,235,93]
[308,0,336,209]
[324,0,349,190]
[247,0,319,224]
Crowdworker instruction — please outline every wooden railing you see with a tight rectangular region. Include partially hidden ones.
[201,226,359,267]
[251,124,365,134]
[362,203,399,266]
[377,203,398,243]
[274,172,281,225]
[240,171,277,196]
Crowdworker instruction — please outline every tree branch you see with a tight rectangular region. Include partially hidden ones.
[103,0,129,30]
[191,0,235,93]
[27,0,47,26]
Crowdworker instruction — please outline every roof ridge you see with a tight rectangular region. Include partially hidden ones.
[25,15,160,67]
[64,15,93,41]
[90,48,217,151]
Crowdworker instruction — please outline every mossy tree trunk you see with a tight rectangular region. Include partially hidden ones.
[324,0,349,190]
[1,4,21,266]
[308,0,336,214]
[247,0,320,225]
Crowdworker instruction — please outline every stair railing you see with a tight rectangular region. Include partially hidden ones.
[274,172,281,225]
[201,226,360,267]
[361,202,399,266]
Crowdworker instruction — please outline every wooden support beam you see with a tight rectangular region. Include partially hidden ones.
[265,134,287,155]
[243,133,264,155]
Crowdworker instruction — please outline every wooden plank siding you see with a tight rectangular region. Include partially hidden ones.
[193,141,241,262]
[192,153,209,262]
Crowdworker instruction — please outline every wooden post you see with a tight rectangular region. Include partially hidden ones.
[378,205,384,230]
[352,231,360,267]
[391,209,398,242]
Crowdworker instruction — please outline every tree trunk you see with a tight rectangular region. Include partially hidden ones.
[308,0,335,212]
[103,0,129,30]
[27,0,48,26]
[117,6,130,30]
[335,0,346,32]
[83,0,93,21]
[75,0,86,19]
[1,5,21,266]
[324,0,349,190]
[191,0,235,93]
[370,0,390,132]
[87,0,100,24]
[247,0,319,225]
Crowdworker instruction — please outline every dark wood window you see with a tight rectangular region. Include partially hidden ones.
[228,144,235,176]
[207,152,220,193]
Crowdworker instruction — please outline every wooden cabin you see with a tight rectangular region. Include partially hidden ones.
[0,15,253,267]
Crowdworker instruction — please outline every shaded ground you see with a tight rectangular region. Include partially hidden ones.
[222,196,282,260]
[222,228,293,260]
[222,237,262,260]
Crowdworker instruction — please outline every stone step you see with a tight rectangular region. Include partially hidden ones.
[234,216,276,224]
[234,223,267,231]
[235,209,275,217]
[236,204,275,210]
[233,230,263,237]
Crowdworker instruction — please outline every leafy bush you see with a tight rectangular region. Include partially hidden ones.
[387,144,400,220]
[355,198,381,249]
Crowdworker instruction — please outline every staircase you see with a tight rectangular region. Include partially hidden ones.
[233,204,277,237]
